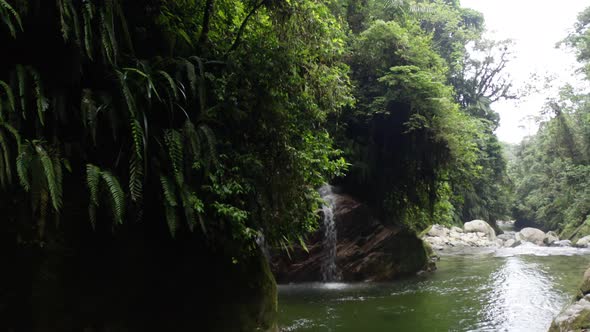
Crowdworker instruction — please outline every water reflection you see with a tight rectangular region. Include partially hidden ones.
[477,256,563,331]
[279,247,590,332]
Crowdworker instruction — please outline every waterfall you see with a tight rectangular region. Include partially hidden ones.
[319,184,339,282]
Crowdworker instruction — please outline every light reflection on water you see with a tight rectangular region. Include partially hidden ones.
[278,247,590,332]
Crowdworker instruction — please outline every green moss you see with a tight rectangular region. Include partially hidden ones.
[549,308,590,332]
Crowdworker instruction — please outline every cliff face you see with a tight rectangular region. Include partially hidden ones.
[272,192,434,283]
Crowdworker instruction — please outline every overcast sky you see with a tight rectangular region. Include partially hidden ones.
[460,0,588,144]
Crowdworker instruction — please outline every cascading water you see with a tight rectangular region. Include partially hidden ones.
[319,184,339,282]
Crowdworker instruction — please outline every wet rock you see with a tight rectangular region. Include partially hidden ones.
[498,233,515,241]
[552,240,573,247]
[576,235,590,248]
[272,192,430,282]
[463,220,496,240]
[517,228,546,245]
[504,239,516,247]
[427,224,449,238]
[544,231,559,245]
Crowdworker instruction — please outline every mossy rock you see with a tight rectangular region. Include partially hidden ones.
[549,307,590,332]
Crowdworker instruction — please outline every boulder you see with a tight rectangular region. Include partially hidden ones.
[577,235,590,248]
[549,295,590,332]
[581,267,590,297]
[518,228,546,245]
[544,231,559,245]
[504,239,516,247]
[427,224,449,238]
[450,226,464,233]
[463,220,496,240]
[552,240,573,247]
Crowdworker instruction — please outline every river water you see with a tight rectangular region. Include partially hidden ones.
[278,245,590,332]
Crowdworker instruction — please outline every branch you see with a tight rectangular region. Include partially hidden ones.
[226,0,266,55]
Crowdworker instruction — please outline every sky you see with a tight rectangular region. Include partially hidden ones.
[460,0,589,143]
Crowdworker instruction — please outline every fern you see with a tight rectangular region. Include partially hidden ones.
[129,150,143,202]
[164,129,184,185]
[56,0,70,41]
[35,144,61,211]
[81,89,98,143]
[82,1,94,60]
[0,0,22,38]
[16,150,30,191]
[103,0,118,62]
[99,10,114,64]
[180,186,196,232]
[117,70,136,116]
[67,0,81,46]
[86,164,101,206]
[160,175,178,207]
[28,67,48,125]
[100,170,125,224]
[0,80,15,113]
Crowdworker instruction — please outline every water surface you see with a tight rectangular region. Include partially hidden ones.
[278,246,590,331]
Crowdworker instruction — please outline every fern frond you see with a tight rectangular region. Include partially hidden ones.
[89,203,97,229]
[100,170,125,224]
[129,150,143,202]
[81,89,98,143]
[67,0,81,45]
[180,186,196,232]
[86,163,101,206]
[2,123,22,152]
[116,70,136,116]
[130,118,144,158]
[164,129,183,185]
[82,1,94,60]
[103,0,118,61]
[0,0,22,37]
[0,80,15,113]
[35,144,61,211]
[28,67,48,125]
[160,175,178,207]
[99,10,114,64]
[56,0,70,41]
[16,147,31,191]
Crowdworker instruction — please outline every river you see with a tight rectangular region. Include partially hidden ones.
[278,245,590,331]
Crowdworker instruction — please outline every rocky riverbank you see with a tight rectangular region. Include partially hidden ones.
[423,220,580,251]
[549,266,590,331]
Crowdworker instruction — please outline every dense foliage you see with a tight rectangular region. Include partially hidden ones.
[334,0,512,231]
[510,6,590,237]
